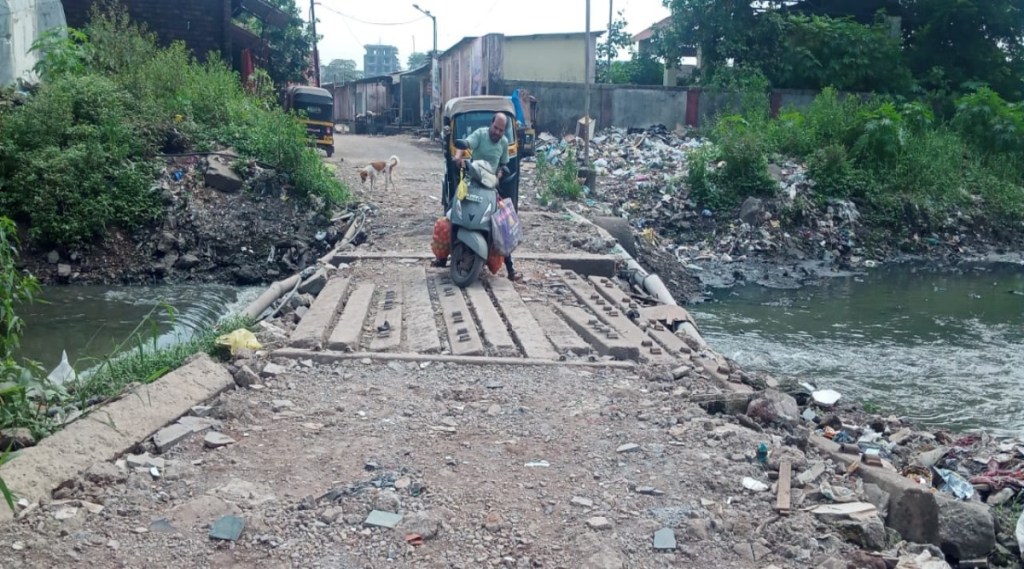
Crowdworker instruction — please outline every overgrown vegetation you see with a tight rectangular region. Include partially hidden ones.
[688,84,1024,240]
[0,5,347,248]
[535,147,584,206]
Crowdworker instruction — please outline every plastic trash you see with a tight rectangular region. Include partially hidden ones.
[756,442,769,465]
[491,198,523,256]
[933,467,975,500]
[820,481,856,503]
[833,430,855,444]
[812,389,842,407]
[46,350,77,386]
[742,477,769,492]
[215,329,262,355]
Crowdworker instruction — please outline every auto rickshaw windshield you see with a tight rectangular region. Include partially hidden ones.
[452,111,515,145]
[292,95,333,122]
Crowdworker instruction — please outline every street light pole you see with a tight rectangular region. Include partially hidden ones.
[310,0,320,87]
[413,4,438,137]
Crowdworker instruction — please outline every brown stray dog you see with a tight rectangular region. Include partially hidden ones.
[357,155,400,191]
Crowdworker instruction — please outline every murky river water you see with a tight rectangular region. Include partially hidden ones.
[689,263,1024,434]
[15,263,1024,433]
[18,285,261,372]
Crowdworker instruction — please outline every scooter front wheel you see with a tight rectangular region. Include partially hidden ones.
[450,241,483,288]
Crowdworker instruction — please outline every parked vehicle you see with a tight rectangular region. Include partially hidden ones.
[283,85,335,157]
[440,96,520,212]
[446,138,512,287]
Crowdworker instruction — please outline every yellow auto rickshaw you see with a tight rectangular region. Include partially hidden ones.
[284,85,335,157]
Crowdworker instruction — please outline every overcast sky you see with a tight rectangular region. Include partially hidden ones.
[303,0,671,69]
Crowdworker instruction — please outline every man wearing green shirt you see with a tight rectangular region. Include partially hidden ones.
[452,112,521,281]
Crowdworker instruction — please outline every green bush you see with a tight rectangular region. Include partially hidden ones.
[952,87,1024,157]
[536,147,583,205]
[700,83,1024,235]
[713,118,776,199]
[0,75,161,245]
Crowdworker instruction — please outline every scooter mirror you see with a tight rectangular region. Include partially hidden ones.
[454,139,470,150]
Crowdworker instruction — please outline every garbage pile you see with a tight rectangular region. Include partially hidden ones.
[531,126,872,280]
[747,380,1024,566]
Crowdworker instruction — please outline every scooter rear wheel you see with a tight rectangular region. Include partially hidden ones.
[450,241,483,288]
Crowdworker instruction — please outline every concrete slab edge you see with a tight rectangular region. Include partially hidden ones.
[0,353,234,524]
[271,348,637,369]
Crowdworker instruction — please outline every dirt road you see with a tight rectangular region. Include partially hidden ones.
[0,135,856,569]
[330,135,610,259]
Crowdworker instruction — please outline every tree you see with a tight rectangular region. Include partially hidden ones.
[407,51,432,70]
[596,10,633,83]
[321,59,362,84]
[655,0,762,82]
[234,0,316,86]
[655,0,1024,101]
[902,0,1024,101]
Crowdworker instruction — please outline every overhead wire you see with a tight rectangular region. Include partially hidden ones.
[316,3,426,27]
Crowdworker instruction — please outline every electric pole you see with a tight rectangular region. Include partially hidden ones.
[413,4,438,136]
[583,0,591,168]
[310,0,320,86]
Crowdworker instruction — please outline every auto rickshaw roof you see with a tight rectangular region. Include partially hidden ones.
[289,85,333,100]
[443,96,515,119]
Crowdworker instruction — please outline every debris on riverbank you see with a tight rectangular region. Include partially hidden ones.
[528,126,1024,301]
[18,152,361,287]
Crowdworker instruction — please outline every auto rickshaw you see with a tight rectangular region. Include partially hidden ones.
[440,96,520,212]
[283,85,335,157]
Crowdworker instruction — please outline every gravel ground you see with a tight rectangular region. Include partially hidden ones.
[0,360,860,569]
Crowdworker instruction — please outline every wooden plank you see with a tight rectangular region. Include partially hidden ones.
[560,273,673,364]
[369,284,402,352]
[525,300,591,356]
[586,276,692,356]
[464,282,517,355]
[327,282,375,351]
[487,278,559,360]
[433,275,484,356]
[402,267,442,354]
[776,460,792,513]
[289,277,350,349]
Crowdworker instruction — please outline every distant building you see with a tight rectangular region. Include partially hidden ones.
[632,17,697,86]
[363,44,400,77]
[437,31,603,104]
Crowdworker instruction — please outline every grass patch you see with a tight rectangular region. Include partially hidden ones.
[536,146,584,207]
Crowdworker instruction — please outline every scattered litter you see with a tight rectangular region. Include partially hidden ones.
[653,528,677,551]
[215,328,262,355]
[524,460,550,468]
[812,389,842,407]
[809,502,877,519]
[209,515,245,541]
[742,477,769,492]
[933,467,975,500]
[364,510,404,529]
